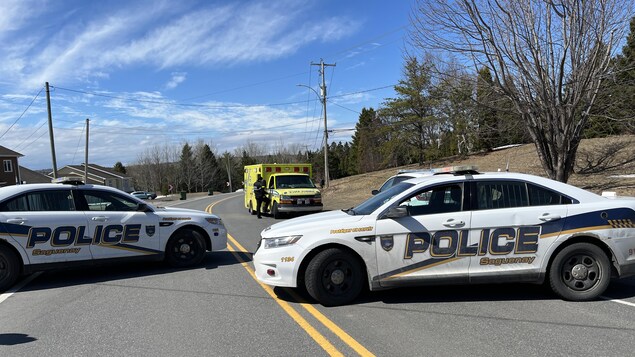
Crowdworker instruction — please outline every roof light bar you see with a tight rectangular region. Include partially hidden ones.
[431,165,480,175]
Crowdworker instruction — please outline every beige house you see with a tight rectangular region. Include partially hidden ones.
[56,163,133,192]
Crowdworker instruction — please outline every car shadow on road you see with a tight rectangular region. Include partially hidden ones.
[12,251,244,293]
[274,278,635,306]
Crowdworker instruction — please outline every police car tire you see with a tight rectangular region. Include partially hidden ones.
[304,248,363,306]
[0,246,20,291]
[165,229,206,268]
[548,243,611,301]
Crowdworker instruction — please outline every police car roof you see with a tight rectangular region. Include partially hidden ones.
[401,171,603,203]
[0,183,125,200]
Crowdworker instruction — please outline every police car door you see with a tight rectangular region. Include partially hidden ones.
[0,188,91,264]
[80,189,161,260]
[374,183,472,287]
[467,180,568,283]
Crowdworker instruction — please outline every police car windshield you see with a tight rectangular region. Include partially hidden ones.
[351,182,414,215]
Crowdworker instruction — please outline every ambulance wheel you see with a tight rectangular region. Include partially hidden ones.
[271,202,280,219]
[305,248,363,306]
[248,202,256,215]
[548,243,610,301]
[165,229,206,268]
[0,246,20,291]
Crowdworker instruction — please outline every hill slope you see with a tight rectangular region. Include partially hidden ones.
[322,135,635,210]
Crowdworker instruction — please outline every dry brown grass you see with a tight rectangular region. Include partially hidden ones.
[322,135,635,210]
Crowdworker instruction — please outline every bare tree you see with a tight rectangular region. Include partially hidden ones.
[411,0,633,182]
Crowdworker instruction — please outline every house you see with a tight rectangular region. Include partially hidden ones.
[0,145,23,187]
[19,166,52,184]
[56,163,133,192]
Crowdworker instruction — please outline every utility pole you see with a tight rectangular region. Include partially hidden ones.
[45,82,58,178]
[311,59,335,188]
[84,118,89,183]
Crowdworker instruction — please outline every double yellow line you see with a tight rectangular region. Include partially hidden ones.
[206,197,374,357]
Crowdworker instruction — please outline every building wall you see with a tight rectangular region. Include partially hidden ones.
[0,157,19,186]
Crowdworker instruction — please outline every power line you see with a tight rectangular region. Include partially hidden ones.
[0,86,44,140]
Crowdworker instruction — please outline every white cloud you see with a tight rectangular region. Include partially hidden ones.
[165,72,187,90]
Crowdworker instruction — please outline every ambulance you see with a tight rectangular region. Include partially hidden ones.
[244,164,322,219]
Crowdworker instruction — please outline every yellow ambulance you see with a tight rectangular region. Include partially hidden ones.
[244,164,322,218]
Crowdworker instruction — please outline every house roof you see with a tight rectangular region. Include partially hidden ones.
[0,145,23,158]
[19,166,51,184]
[56,164,130,184]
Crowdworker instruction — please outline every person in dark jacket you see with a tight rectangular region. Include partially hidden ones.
[253,175,268,219]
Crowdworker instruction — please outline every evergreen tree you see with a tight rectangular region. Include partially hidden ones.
[179,143,195,192]
[113,161,127,174]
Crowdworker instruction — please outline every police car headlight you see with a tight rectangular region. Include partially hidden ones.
[263,235,302,249]
[205,217,223,225]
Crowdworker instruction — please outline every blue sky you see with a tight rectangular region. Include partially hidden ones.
[0,0,414,170]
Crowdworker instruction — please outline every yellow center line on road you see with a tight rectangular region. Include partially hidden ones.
[206,196,375,357]
[226,236,343,357]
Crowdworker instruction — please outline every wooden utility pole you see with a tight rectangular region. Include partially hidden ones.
[84,118,89,183]
[311,59,335,188]
[45,82,58,178]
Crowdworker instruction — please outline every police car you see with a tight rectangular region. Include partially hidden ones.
[253,166,635,306]
[0,178,227,291]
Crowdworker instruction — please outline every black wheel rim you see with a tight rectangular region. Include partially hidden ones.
[560,252,602,291]
[320,259,354,297]
[171,237,198,263]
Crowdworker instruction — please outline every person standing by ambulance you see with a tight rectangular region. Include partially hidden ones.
[253,174,268,219]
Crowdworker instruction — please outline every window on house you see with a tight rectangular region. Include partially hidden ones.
[3,160,13,173]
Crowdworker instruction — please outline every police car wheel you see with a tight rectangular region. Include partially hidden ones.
[165,229,206,268]
[305,248,363,306]
[548,243,611,301]
[0,246,20,291]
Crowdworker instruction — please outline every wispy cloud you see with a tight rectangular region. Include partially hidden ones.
[0,1,360,90]
[165,72,187,90]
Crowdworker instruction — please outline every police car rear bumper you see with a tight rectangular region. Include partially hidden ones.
[277,203,323,213]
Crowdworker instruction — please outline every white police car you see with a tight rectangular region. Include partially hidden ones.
[253,166,635,306]
[0,178,227,291]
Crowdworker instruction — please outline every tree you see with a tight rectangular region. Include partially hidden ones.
[382,55,440,165]
[113,161,127,174]
[180,143,196,192]
[350,108,383,173]
[411,0,633,182]
[589,16,635,136]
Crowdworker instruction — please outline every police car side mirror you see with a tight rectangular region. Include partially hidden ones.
[136,203,152,212]
[371,189,379,195]
[383,206,408,219]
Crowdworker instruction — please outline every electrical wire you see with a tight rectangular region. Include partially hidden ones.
[0,87,44,140]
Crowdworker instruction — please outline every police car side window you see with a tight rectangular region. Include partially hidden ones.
[476,181,528,210]
[402,184,462,216]
[527,183,570,205]
[0,190,75,211]
[83,190,138,211]
[0,194,28,211]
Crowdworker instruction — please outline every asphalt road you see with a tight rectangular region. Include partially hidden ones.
[2,192,635,356]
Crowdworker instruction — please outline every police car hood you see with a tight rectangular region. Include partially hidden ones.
[154,206,216,217]
[262,210,363,237]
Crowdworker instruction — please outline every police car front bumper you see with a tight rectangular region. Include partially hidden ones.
[253,241,302,288]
